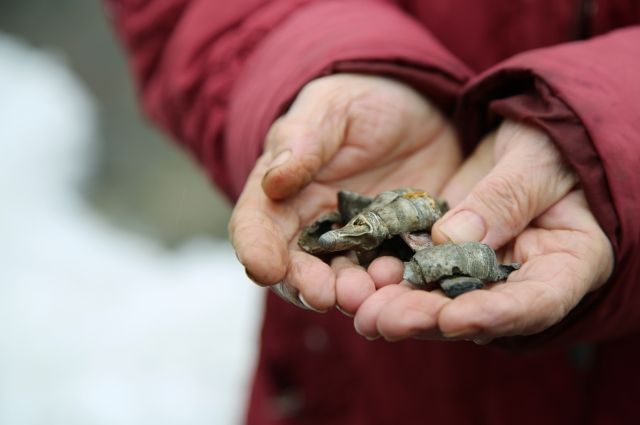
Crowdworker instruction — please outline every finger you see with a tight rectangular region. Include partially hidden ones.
[229,155,298,285]
[367,256,405,289]
[332,256,376,316]
[353,284,411,339]
[433,121,578,248]
[376,289,450,341]
[270,281,310,311]
[436,253,592,339]
[438,131,497,207]
[283,250,336,312]
[261,86,349,200]
[232,207,288,285]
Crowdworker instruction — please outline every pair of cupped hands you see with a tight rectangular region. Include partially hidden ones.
[230,74,613,344]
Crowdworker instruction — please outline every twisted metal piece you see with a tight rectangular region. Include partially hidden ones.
[318,189,447,253]
[270,281,312,311]
[403,242,520,296]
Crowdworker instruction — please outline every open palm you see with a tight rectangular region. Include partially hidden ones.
[354,189,613,342]
[229,74,461,313]
[354,122,614,342]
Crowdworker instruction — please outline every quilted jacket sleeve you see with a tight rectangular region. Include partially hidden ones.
[105,0,472,200]
[458,26,640,345]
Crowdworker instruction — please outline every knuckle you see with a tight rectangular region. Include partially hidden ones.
[265,118,311,154]
[487,292,525,332]
[589,230,614,287]
[528,292,572,335]
[300,74,353,96]
[298,152,323,180]
[298,77,352,115]
[264,116,287,150]
[298,77,343,105]
[298,76,331,97]
[228,208,256,243]
[490,290,549,337]
[474,172,532,233]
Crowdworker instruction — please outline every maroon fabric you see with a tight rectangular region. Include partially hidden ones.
[458,28,640,347]
[106,0,640,424]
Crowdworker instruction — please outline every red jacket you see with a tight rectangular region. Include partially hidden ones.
[107,1,640,424]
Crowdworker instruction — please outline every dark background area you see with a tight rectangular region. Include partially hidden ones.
[0,0,232,244]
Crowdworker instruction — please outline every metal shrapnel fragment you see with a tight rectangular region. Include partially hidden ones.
[439,277,485,298]
[337,190,373,223]
[318,189,447,253]
[298,211,342,255]
[297,188,521,299]
[403,242,520,296]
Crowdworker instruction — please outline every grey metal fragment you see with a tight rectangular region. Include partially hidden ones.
[297,188,519,299]
[337,190,373,223]
[439,276,485,298]
[404,242,519,288]
[319,189,446,253]
[298,211,342,255]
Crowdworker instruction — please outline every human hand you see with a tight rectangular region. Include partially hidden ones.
[354,120,614,342]
[229,74,461,313]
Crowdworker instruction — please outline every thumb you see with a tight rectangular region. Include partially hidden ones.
[261,84,349,200]
[432,121,577,248]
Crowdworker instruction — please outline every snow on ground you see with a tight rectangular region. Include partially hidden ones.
[0,34,263,425]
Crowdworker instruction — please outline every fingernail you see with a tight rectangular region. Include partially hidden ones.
[438,210,486,243]
[353,320,380,341]
[336,304,354,318]
[268,149,292,171]
[443,327,479,339]
[298,293,328,313]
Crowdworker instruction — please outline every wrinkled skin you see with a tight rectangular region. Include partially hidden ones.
[355,122,614,343]
[229,74,461,314]
[230,74,614,343]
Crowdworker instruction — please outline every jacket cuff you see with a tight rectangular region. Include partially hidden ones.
[459,77,611,347]
[458,70,618,255]
[226,0,472,198]
[456,28,640,345]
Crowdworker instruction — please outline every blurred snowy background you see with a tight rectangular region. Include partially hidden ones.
[0,2,263,424]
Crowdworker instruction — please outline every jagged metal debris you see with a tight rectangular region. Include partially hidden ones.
[318,189,447,252]
[403,242,521,297]
[298,188,519,298]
